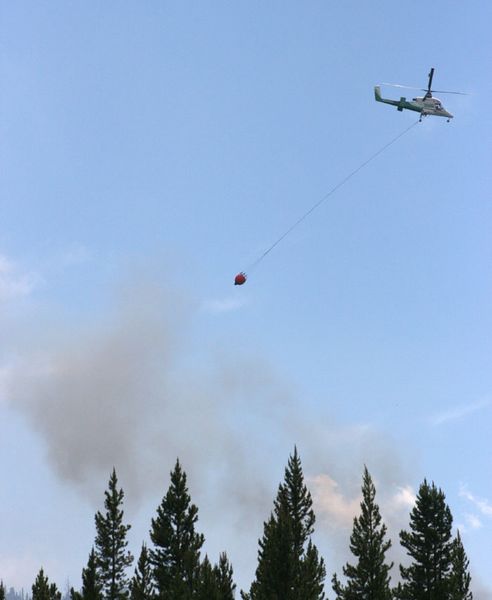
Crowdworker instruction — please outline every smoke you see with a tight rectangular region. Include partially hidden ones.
[6,279,181,498]
[4,275,302,510]
[3,271,420,589]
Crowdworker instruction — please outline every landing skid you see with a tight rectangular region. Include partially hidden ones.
[419,113,451,123]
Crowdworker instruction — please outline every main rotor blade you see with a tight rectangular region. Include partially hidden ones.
[429,89,468,95]
[381,83,468,95]
[381,83,421,90]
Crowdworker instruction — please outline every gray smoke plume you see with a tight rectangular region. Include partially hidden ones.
[4,276,298,506]
[4,272,422,590]
[8,281,171,493]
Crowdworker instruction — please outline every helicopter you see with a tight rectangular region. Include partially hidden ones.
[374,68,466,122]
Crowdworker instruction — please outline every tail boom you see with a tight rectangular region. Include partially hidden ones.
[374,86,421,114]
[374,86,401,108]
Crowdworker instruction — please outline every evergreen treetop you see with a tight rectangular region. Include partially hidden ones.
[398,479,454,599]
[94,468,134,600]
[283,447,316,559]
[149,459,205,600]
[245,448,325,600]
[332,466,393,600]
[449,531,473,600]
[214,553,236,600]
[32,569,50,600]
[130,543,154,600]
[72,548,103,600]
[195,556,217,600]
[32,569,61,600]
[194,553,236,600]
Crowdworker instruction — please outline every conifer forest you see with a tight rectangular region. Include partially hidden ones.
[0,449,473,600]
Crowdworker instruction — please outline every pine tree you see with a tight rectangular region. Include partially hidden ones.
[298,541,326,600]
[149,459,205,599]
[32,569,61,600]
[248,486,294,599]
[130,544,155,600]
[214,553,236,600]
[0,581,5,600]
[195,556,218,600]
[449,531,473,600]
[245,448,326,600]
[332,466,393,599]
[95,468,134,600]
[397,479,454,599]
[50,584,62,600]
[195,553,236,600]
[72,548,103,600]
[32,570,50,600]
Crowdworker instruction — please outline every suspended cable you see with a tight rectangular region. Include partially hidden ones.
[235,120,419,284]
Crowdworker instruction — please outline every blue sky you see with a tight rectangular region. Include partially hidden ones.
[1,1,491,595]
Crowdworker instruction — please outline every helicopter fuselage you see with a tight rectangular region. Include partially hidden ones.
[374,86,453,120]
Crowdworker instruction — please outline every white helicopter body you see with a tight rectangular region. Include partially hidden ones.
[375,68,464,122]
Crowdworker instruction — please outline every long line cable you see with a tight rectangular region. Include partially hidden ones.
[246,119,420,272]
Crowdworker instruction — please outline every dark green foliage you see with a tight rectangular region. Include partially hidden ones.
[32,569,61,600]
[397,479,454,599]
[248,487,294,599]
[297,541,326,600]
[32,570,49,600]
[245,448,326,600]
[195,553,236,600]
[72,548,103,600]
[214,553,236,600]
[0,581,5,600]
[332,466,393,599]
[149,459,205,599]
[95,468,134,600]
[195,556,218,600]
[449,532,473,600]
[130,544,155,600]
[285,449,316,559]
